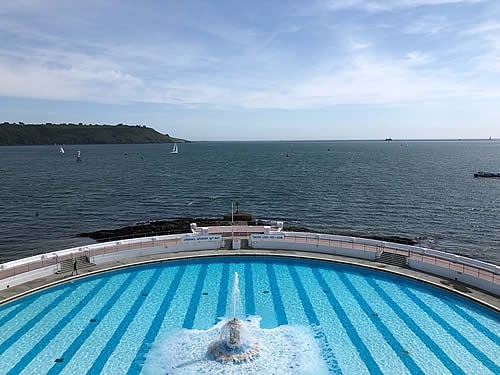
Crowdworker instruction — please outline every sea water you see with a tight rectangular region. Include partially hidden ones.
[0,140,499,264]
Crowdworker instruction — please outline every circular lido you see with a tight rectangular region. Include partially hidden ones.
[0,255,499,375]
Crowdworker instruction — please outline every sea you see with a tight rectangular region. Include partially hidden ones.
[1,140,499,265]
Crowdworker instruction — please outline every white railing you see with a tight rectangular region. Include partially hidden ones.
[272,231,499,285]
[1,227,499,291]
[0,234,184,281]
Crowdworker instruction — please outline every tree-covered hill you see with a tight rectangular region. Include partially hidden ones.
[0,122,187,145]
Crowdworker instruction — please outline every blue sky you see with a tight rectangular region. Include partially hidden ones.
[0,0,499,141]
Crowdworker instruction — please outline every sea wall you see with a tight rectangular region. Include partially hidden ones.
[0,233,223,290]
[1,230,498,299]
[249,232,378,261]
[248,231,499,296]
[91,234,223,264]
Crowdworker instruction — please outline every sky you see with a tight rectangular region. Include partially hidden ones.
[0,0,499,141]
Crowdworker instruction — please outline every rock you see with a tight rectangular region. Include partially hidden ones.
[77,216,417,246]
[77,217,230,242]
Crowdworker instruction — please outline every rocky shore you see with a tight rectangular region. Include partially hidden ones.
[77,217,233,242]
[77,214,417,246]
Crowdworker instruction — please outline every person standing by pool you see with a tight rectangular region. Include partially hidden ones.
[72,260,78,276]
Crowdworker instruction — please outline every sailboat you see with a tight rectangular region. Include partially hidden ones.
[170,143,179,154]
[59,146,65,154]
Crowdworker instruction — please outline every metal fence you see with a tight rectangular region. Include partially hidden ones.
[1,228,499,286]
[277,232,499,284]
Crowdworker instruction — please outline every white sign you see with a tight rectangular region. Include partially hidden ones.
[251,234,284,240]
[182,235,222,243]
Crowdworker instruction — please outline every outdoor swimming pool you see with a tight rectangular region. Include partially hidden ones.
[0,256,498,374]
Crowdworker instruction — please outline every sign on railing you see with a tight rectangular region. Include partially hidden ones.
[251,234,284,240]
[182,235,222,243]
[1,231,498,290]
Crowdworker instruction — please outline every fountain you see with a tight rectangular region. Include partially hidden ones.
[142,271,328,374]
[208,272,260,362]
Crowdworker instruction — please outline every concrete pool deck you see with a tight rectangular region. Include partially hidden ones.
[1,249,499,312]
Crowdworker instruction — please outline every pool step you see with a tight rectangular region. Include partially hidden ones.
[377,252,408,268]
[58,256,95,274]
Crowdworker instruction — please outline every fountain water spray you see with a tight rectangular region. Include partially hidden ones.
[208,272,260,363]
[143,270,329,374]
[231,271,240,319]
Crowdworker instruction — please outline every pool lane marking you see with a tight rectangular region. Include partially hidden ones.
[0,287,74,356]
[338,273,425,375]
[86,268,163,375]
[244,263,256,316]
[46,272,139,375]
[182,263,209,329]
[0,303,30,329]
[126,266,186,375]
[403,288,500,374]
[312,268,383,375]
[0,290,67,346]
[6,278,109,375]
[367,279,466,375]
[288,265,342,375]
[266,263,288,326]
[215,262,230,323]
[439,297,500,345]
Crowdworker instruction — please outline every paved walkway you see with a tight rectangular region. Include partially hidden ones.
[1,249,499,312]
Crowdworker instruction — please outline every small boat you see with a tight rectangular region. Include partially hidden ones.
[59,146,65,154]
[170,143,179,154]
[474,171,500,178]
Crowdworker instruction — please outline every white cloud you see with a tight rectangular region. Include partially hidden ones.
[351,40,371,50]
[145,82,231,105]
[0,47,143,103]
[324,0,483,12]
[405,51,433,65]
[0,0,498,110]
[473,35,500,72]
[240,57,468,109]
[404,15,448,34]
[1,41,498,109]
[463,22,500,35]
[461,21,500,72]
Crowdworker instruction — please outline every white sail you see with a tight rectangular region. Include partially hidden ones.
[59,146,65,154]
[170,143,178,154]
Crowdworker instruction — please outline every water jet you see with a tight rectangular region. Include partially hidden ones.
[208,272,260,363]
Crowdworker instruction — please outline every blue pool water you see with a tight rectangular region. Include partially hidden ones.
[0,256,498,374]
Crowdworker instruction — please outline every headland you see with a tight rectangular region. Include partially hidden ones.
[0,122,188,145]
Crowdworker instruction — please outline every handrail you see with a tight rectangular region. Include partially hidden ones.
[1,228,499,286]
[268,231,499,284]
